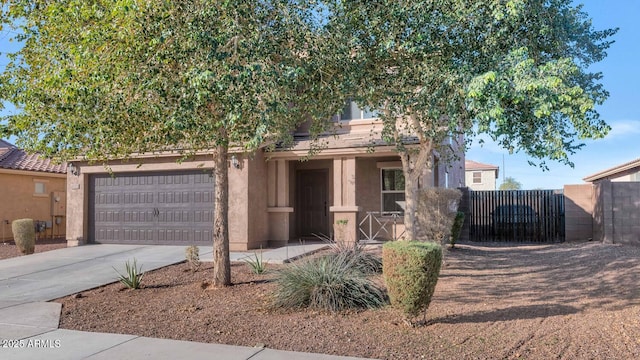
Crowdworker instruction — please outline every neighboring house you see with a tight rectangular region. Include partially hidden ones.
[66,102,465,250]
[0,140,67,242]
[465,160,499,191]
[582,158,640,183]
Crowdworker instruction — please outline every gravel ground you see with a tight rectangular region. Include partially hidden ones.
[0,238,67,260]
[55,241,640,359]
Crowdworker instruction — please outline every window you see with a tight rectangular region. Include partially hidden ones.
[472,171,482,184]
[339,100,379,121]
[381,169,405,215]
[34,181,46,195]
[632,171,640,182]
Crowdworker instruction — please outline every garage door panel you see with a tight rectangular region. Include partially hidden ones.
[89,170,214,245]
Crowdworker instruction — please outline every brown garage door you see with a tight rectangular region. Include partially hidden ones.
[89,170,214,245]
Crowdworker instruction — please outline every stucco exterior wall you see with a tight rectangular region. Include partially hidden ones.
[563,184,594,242]
[465,170,497,191]
[236,151,269,250]
[0,170,66,242]
[443,153,465,189]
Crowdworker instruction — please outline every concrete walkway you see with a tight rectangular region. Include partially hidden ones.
[0,244,373,360]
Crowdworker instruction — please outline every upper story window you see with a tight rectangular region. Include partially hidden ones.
[632,171,640,181]
[472,171,482,184]
[339,100,379,121]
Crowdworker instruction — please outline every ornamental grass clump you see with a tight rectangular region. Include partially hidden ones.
[244,251,267,274]
[325,240,382,275]
[11,218,35,255]
[271,252,387,312]
[185,245,201,272]
[114,259,144,289]
[383,241,442,325]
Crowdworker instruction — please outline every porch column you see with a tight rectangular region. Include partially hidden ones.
[329,157,359,243]
[267,159,294,246]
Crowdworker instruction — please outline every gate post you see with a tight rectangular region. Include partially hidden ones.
[458,187,470,241]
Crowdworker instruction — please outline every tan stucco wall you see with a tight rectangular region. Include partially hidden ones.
[465,170,497,191]
[0,170,66,242]
[231,151,269,250]
[564,184,594,242]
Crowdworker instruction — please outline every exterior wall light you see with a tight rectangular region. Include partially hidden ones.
[67,163,79,176]
[230,155,241,169]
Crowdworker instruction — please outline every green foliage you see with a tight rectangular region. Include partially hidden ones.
[323,0,616,239]
[184,245,201,273]
[449,212,465,248]
[114,259,144,289]
[383,241,442,323]
[11,219,35,255]
[0,0,346,287]
[244,252,267,275]
[325,240,382,275]
[499,177,523,190]
[416,188,462,244]
[271,253,387,312]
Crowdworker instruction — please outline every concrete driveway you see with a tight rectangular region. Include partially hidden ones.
[0,243,370,360]
[0,244,212,303]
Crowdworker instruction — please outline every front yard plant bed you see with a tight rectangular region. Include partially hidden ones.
[55,242,640,359]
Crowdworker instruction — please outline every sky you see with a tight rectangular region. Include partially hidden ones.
[1,1,639,190]
[466,0,640,189]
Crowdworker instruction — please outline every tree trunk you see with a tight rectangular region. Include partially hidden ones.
[403,170,420,241]
[400,142,433,241]
[212,145,231,287]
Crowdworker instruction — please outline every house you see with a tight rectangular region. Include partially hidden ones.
[65,102,465,250]
[0,140,67,242]
[465,160,499,191]
[582,158,640,183]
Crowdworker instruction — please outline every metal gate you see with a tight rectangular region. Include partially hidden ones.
[467,189,565,243]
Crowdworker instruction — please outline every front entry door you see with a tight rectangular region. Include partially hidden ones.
[296,170,329,237]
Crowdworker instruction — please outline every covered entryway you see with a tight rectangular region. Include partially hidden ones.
[296,169,330,237]
[89,170,214,245]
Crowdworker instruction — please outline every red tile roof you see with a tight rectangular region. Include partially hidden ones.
[0,140,67,174]
[465,159,499,171]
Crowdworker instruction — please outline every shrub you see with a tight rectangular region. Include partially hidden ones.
[416,188,462,243]
[271,252,387,312]
[11,219,35,255]
[325,240,382,274]
[449,211,465,248]
[185,245,201,272]
[383,241,442,323]
[244,252,267,274]
[114,259,144,289]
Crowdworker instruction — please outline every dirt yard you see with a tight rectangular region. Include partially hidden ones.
[0,238,67,260]
[55,241,640,359]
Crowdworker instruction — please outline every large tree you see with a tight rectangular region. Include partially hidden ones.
[324,0,616,240]
[499,177,522,191]
[0,0,345,286]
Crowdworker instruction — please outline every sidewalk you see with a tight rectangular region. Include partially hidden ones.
[0,244,375,360]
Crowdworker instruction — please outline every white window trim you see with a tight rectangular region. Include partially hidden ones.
[472,171,483,184]
[380,168,405,216]
[338,100,379,121]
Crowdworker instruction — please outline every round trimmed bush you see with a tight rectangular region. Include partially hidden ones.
[11,218,35,255]
[383,241,442,321]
